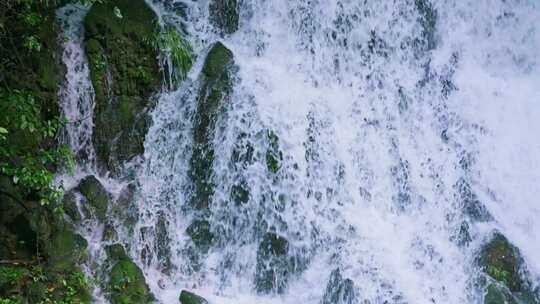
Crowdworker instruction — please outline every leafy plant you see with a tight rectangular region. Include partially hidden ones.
[0,298,21,304]
[487,265,511,286]
[0,90,74,205]
[145,27,194,80]
[0,266,26,285]
[23,36,41,52]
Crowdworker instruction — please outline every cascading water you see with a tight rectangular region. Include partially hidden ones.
[57,0,540,303]
[57,4,97,173]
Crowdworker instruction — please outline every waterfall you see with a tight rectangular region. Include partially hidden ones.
[57,0,540,303]
[57,4,97,174]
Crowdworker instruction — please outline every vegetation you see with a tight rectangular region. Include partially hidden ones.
[145,27,194,81]
[0,90,74,206]
[0,265,91,304]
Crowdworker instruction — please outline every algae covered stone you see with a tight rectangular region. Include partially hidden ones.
[106,243,129,262]
[189,42,235,210]
[109,259,153,304]
[479,233,540,304]
[255,232,291,294]
[46,228,88,271]
[186,219,214,251]
[77,175,110,222]
[266,130,282,174]
[480,233,523,292]
[179,290,209,304]
[84,0,161,173]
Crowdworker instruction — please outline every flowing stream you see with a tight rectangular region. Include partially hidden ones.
[57,0,540,303]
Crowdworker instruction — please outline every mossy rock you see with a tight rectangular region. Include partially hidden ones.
[186,219,214,251]
[63,191,82,224]
[479,233,540,304]
[479,233,523,292]
[46,228,88,271]
[84,0,161,173]
[109,260,153,304]
[156,212,172,272]
[484,283,517,304]
[209,0,239,35]
[111,183,139,233]
[255,232,291,294]
[322,269,357,304]
[106,243,129,262]
[103,222,119,242]
[231,182,250,205]
[179,290,209,304]
[189,42,235,210]
[77,175,110,222]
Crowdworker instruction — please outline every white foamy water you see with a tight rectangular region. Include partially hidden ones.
[57,0,540,303]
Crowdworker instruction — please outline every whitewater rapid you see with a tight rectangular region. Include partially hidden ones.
[58,0,540,303]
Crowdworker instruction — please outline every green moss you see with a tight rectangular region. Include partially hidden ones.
[109,260,152,304]
[179,290,209,304]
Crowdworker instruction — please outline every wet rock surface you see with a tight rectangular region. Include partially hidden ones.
[179,290,209,304]
[479,232,540,304]
[84,0,161,174]
[189,42,235,210]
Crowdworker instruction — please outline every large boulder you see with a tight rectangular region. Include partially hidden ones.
[84,0,161,174]
[189,42,235,210]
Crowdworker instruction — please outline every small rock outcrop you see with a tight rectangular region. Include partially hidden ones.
[186,219,214,252]
[179,290,209,304]
[322,269,358,304]
[189,42,235,210]
[76,175,110,222]
[479,233,540,304]
[255,232,291,294]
